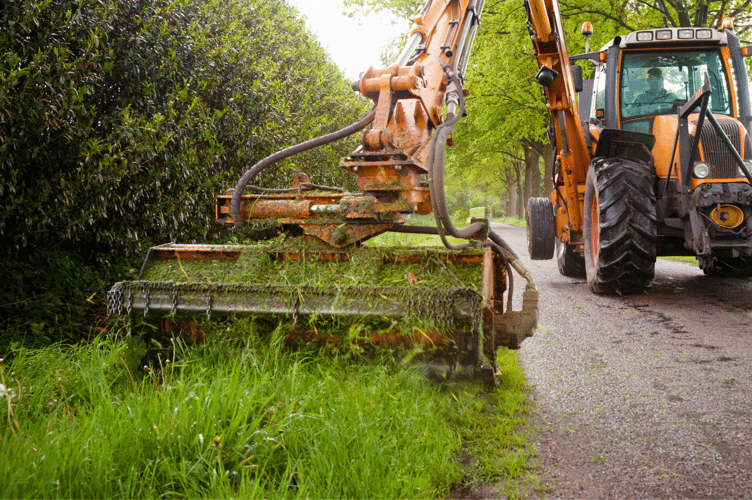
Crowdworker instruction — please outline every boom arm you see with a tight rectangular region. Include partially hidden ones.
[349,0,486,219]
[226,0,489,246]
[523,0,590,236]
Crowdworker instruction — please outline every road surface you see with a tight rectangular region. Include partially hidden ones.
[494,223,752,498]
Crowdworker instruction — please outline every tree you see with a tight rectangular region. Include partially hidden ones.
[560,0,752,33]
[342,0,425,21]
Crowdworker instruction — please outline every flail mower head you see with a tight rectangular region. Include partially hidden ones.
[109,2,538,386]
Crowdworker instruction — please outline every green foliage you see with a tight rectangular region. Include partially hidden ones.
[0,0,369,340]
[0,329,534,498]
[342,0,424,21]
[559,0,752,32]
[0,0,368,259]
[0,248,107,347]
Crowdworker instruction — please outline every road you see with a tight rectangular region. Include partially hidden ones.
[494,223,752,498]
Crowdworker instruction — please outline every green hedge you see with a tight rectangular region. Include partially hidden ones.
[0,0,370,342]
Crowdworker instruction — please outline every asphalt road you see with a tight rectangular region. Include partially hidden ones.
[493,223,752,499]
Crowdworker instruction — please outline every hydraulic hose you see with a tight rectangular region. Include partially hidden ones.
[427,62,485,249]
[231,108,377,236]
[427,62,536,293]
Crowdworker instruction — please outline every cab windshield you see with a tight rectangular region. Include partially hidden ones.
[620,50,732,119]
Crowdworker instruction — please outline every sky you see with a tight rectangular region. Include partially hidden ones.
[284,0,407,80]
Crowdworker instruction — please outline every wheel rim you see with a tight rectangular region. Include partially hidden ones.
[590,193,599,263]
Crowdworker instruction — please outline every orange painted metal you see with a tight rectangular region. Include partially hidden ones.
[326,0,480,232]
[526,0,593,236]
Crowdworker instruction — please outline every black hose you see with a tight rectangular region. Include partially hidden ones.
[231,109,377,236]
[246,183,346,194]
[425,63,536,294]
[427,63,485,249]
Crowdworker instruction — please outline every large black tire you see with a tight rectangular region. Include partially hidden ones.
[556,238,585,278]
[527,197,555,260]
[702,257,752,278]
[583,157,657,294]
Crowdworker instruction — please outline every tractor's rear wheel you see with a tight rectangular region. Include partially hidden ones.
[583,157,657,294]
[702,257,752,278]
[556,238,585,278]
[527,197,555,260]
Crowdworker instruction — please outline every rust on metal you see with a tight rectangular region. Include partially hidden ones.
[149,245,242,261]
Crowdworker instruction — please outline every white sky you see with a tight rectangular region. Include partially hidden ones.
[285,0,407,80]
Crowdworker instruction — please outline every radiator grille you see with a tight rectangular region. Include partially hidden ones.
[693,118,744,179]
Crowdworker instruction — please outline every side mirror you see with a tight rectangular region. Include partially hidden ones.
[571,64,584,93]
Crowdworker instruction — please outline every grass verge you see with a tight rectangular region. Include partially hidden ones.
[0,321,535,498]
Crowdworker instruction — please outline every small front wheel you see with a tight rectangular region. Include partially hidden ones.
[527,197,555,260]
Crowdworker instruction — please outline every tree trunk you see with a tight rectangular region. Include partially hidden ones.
[507,184,517,217]
[523,148,532,213]
[516,161,524,218]
[530,146,541,197]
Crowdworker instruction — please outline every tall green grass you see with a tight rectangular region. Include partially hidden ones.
[0,320,534,498]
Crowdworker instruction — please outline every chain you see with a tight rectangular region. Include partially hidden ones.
[171,288,179,317]
[106,284,123,316]
[142,287,150,317]
[126,289,133,316]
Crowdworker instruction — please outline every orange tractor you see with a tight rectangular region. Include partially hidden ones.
[108,0,538,385]
[525,0,752,292]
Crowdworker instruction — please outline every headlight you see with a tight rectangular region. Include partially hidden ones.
[693,162,711,179]
[710,204,744,228]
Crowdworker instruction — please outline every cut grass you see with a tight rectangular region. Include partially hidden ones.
[0,321,535,499]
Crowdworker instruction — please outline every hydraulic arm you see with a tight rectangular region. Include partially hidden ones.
[224,0,491,248]
[523,0,590,240]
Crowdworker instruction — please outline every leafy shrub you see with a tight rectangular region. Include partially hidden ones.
[0,0,370,341]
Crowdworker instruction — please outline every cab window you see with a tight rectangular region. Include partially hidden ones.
[591,62,607,123]
[620,50,732,119]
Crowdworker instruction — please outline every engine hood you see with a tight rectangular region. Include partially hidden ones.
[651,113,751,186]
